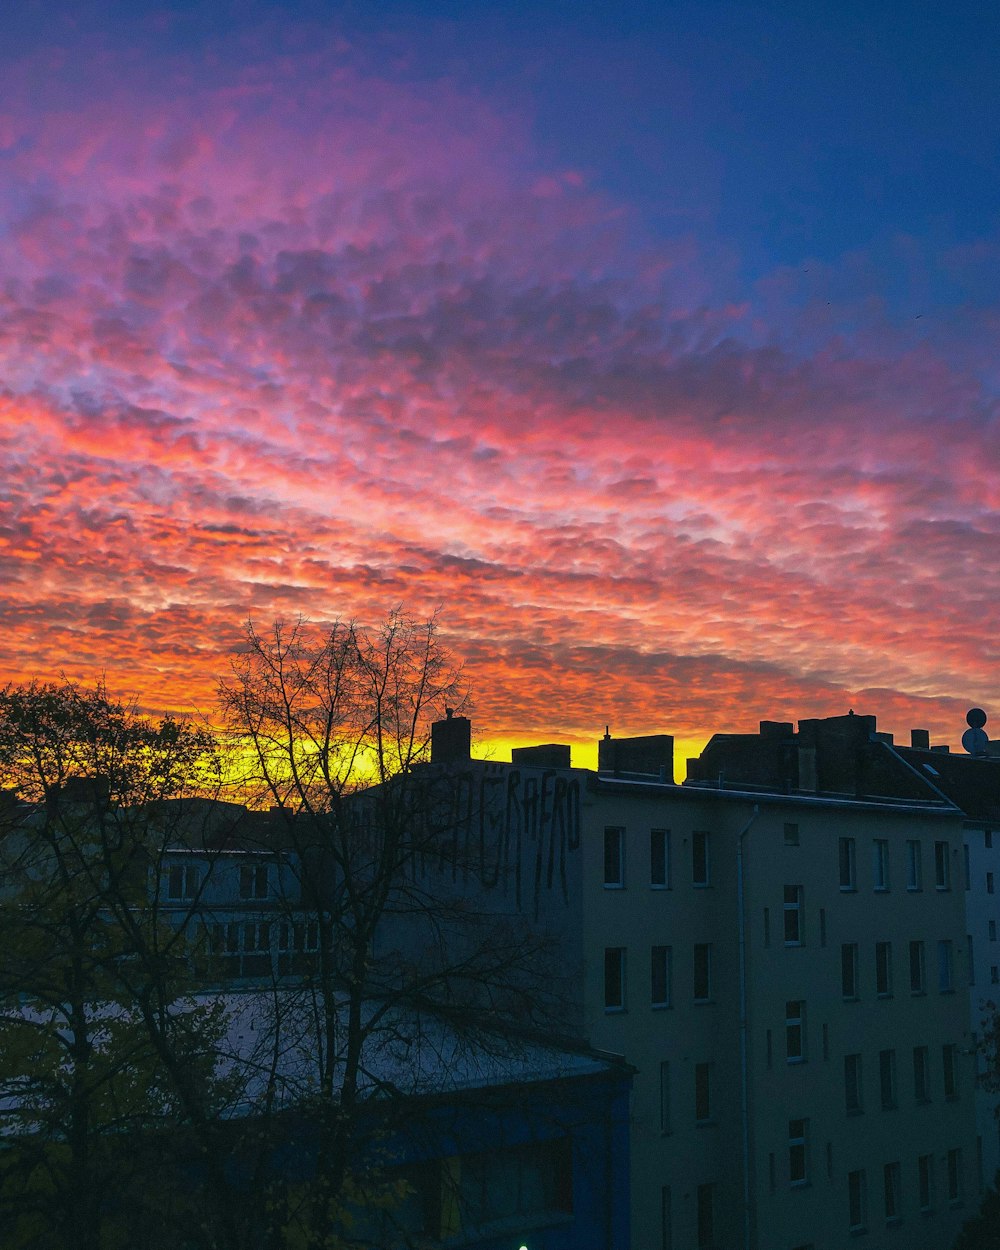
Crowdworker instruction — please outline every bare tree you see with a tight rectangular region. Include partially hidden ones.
[219,610,562,1248]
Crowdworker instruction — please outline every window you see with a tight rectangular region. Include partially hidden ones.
[989,871,996,895]
[692,831,710,886]
[784,885,803,945]
[839,837,856,890]
[604,947,626,1011]
[604,827,625,887]
[819,907,827,947]
[242,921,270,953]
[947,1148,962,1204]
[935,840,951,890]
[943,1043,958,1100]
[650,828,670,888]
[994,965,1000,985]
[844,1053,863,1114]
[659,1061,671,1134]
[785,1000,805,1062]
[965,844,972,890]
[788,1119,808,1185]
[910,940,926,994]
[661,1186,672,1250]
[873,839,889,891]
[918,1154,934,1212]
[990,920,997,942]
[444,1137,573,1237]
[693,943,712,1002]
[875,941,893,997]
[938,939,954,992]
[167,863,199,900]
[763,907,770,947]
[695,1062,711,1123]
[879,1049,897,1110]
[651,945,672,1007]
[848,1169,867,1232]
[841,943,859,999]
[766,1029,773,1068]
[884,1161,902,1222]
[988,830,994,850]
[913,1046,930,1103]
[784,821,800,846]
[239,863,269,900]
[696,1183,713,1248]
[969,934,976,985]
[906,839,923,891]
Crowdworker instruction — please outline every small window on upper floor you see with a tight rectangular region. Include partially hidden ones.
[987,829,994,850]
[935,841,951,890]
[692,831,710,887]
[839,837,857,891]
[873,839,889,892]
[239,863,269,900]
[784,885,804,945]
[650,828,670,889]
[604,827,625,888]
[784,822,800,846]
[167,863,199,901]
[907,839,923,891]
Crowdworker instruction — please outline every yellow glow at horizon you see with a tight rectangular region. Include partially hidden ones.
[474,735,709,784]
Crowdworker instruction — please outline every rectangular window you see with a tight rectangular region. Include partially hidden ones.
[844,1053,863,1114]
[695,1062,711,1123]
[659,1061,671,1134]
[841,943,859,1000]
[965,844,972,890]
[785,1000,805,1062]
[910,940,926,994]
[938,939,954,992]
[994,965,999,985]
[918,1154,934,1212]
[935,840,951,890]
[604,827,625,887]
[943,1043,958,1100]
[948,1148,962,1204]
[988,830,994,850]
[969,934,976,985]
[839,837,857,890]
[692,831,710,886]
[651,945,672,1007]
[693,943,712,1002]
[661,1186,672,1250]
[907,839,923,891]
[913,1045,930,1103]
[239,863,269,900]
[789,1119,808,1185]
[784,885,803,945]
[873,839,889,891]
[989,871,995,895]
[604,947,626,1011]
[884,1161,902,1222]
[819,907,827,947]
[784,821,800,846]
[848,1169,867,1232]
[696,1183,713,1248]
[651,828,670,888]
[766,1029,773,1068]
[167,863,199,900]
[990,919,997,942]
[763,907,770,947]
[879,1049,897,1110]
[875,941,893,997]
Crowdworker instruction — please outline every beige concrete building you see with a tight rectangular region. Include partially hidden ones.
[419,713,979,1250]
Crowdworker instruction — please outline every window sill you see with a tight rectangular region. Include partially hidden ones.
[839,885,857,893]
[651,1002,672,1011]
[604,1006,626,1015]
[603,883,625,890]
[650,884,669,891]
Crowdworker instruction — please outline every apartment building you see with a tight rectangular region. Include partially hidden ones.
[416,713,979,1250]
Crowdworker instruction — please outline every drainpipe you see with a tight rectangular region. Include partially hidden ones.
[737,804,760,1250]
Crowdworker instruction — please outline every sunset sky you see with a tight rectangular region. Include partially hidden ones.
[2,0,999,773]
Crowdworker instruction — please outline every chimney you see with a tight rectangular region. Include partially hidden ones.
[911,729,930,749]
[431,708,471,764]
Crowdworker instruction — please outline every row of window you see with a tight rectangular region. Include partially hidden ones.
[841,938,956,998]
[844,1044,960,1113]
[659,1181,716,1249]
[604,943,712,1011]
[603,826,700,889]
[848,1150,963,1231]
[165,862,270,902]
[838,836,951,892]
